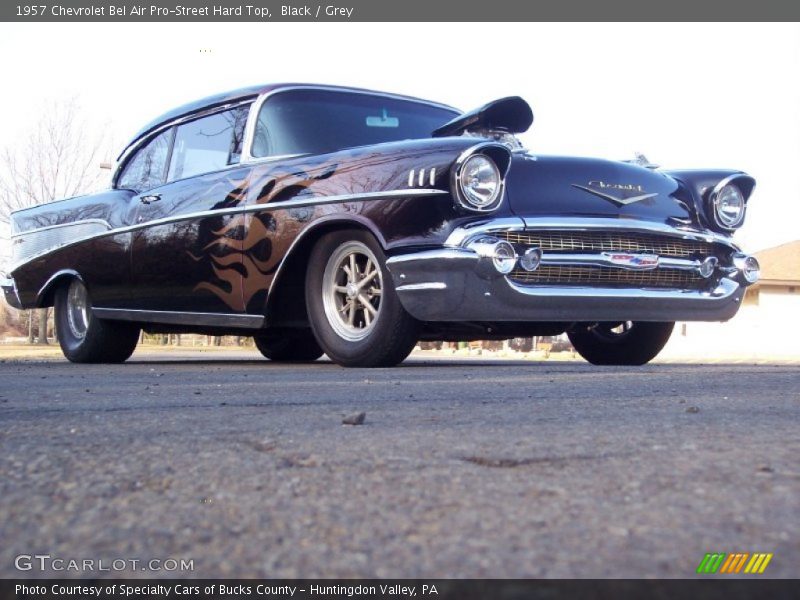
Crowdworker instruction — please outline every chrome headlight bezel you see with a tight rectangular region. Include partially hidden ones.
[451,143,511,213]
[459,154,501,210]
[707,177,749,231]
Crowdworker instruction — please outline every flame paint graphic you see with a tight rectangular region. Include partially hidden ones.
[189,216,282,311]
[187,162,338,312]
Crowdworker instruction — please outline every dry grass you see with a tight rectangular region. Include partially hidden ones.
[0,342,260,360]
[0,344,65,359]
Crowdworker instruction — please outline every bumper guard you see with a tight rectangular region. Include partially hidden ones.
[1,275,22,309]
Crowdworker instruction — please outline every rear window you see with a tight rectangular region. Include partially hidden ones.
[252,89,458,158]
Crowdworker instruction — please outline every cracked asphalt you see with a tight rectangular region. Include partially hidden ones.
[0,353,797,578]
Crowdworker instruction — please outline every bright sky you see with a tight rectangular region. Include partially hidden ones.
[0,22,798,264]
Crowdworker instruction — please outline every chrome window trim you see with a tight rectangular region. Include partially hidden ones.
[242,152,307,167]
[92,308,264,329]
[445,217,737,248]
[113,99,257,189]
[115,87,457,188]
[7,188,448,274]
[241,85,461,163]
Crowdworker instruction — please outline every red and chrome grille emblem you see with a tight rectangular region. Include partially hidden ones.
[601,252,659,270]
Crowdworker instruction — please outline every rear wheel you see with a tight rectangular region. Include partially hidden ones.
[253,329,324,362]
[305,230,419,367]
[567,321,674,366]
[54,279,140,364]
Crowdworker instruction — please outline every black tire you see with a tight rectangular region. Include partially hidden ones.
[254,329,324,362]
[305,230,420,367]
[54,279,140,364]
[567,321,674,366]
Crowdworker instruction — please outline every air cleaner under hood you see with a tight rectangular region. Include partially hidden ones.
[433,97,534,137]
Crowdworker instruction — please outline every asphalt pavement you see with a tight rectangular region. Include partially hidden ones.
[0,353,797,578]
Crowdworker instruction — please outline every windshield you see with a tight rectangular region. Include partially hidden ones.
[251,89,458,158]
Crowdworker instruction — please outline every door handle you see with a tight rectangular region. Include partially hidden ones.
[140,193,162,205]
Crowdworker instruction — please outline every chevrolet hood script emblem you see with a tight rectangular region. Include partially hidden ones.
[572,181,658,206]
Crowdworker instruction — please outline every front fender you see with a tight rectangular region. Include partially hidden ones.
[260,213,390,325]
[662,169,755,233]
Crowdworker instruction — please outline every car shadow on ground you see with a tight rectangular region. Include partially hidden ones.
[118,357,799,369]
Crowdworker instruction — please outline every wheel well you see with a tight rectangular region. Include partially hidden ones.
[265,222,378,327]
[37,270,81,308]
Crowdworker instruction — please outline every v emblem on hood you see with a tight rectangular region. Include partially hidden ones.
[572,182,658,206]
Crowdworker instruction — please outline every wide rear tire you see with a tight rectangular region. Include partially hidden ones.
[305,230,419,367]
[54,279,140,364]
[567,321,674,366]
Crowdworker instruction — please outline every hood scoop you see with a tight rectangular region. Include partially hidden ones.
[432,96,533,137]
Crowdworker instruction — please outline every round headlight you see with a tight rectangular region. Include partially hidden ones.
[713,184,746,229]
[457,154,502,211]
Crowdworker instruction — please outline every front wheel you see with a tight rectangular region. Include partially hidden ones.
[567,321,674,366]
[55,279,140,364]
[305,230,419,367]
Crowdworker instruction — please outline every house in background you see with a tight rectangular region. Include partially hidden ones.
[662,240,800,361]
[746,240,800,304]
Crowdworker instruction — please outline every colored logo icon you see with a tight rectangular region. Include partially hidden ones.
[696,552,773,574]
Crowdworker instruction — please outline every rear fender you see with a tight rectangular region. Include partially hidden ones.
[36,269,83,308]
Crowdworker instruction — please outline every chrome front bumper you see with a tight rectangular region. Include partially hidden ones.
[385,219,756,323]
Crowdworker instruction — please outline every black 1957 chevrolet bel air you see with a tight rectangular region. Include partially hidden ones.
[1,84,760,367]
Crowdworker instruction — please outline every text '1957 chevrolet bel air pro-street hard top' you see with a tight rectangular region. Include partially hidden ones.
[1,84,760,367]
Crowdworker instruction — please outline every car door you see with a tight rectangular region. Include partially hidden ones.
[126,106,253,315]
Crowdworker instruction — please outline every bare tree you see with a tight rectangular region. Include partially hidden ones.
[0,98,113,344]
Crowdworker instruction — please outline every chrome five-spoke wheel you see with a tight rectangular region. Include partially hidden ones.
[322,241,383,342]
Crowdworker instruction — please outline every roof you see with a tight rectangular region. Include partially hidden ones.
[119,83,459,158]
[125,84,266,149]
[754,240,800,284]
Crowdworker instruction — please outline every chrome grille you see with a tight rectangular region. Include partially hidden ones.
[509,265,705,289]
[497,230,711,258]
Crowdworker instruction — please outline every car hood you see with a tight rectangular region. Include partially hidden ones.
[504,153,697,226]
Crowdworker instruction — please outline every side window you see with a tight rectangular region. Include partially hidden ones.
[167,106,249,182]
[117,129,172,191]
